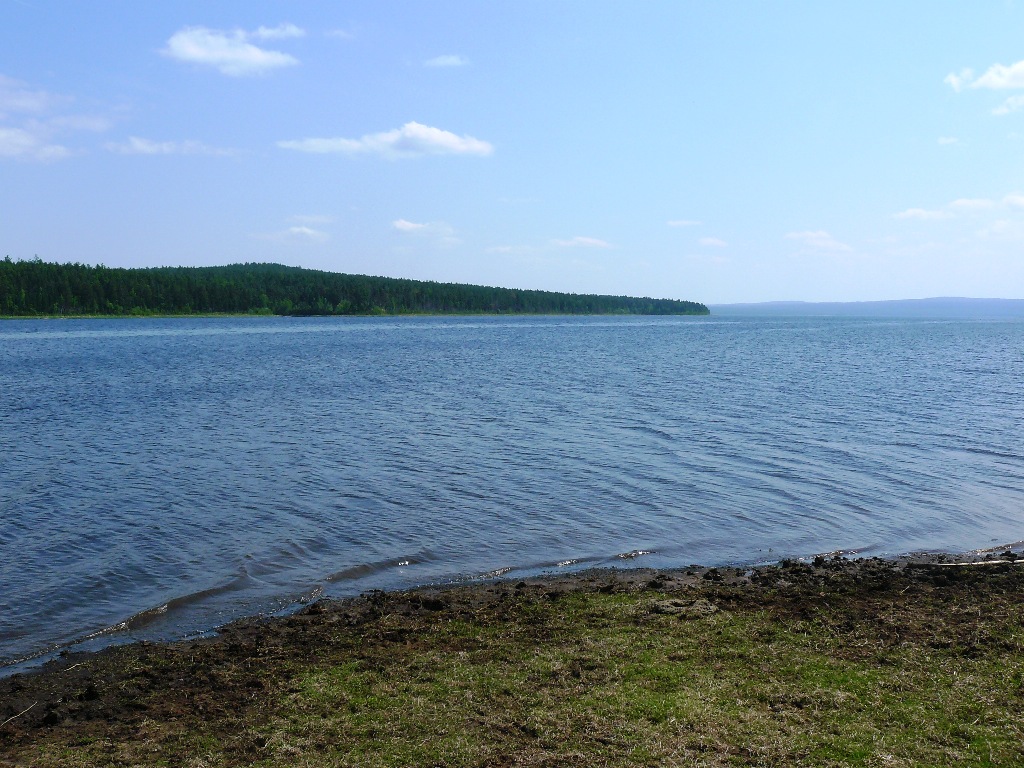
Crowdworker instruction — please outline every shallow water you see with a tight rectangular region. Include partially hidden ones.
[1,314,1022,669]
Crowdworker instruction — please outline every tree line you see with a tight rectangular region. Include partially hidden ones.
[0,258,709,317]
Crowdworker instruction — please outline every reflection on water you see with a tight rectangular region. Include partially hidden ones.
[1,315,1022,669]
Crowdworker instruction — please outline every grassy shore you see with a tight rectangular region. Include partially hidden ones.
[2,555,1023,767]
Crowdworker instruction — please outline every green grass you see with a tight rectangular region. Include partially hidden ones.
[247,592,1024,766]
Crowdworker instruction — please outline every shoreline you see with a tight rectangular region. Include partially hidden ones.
[4,545,1017,680]
[3,551,1023,765]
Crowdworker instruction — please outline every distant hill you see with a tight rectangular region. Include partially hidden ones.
[711,297,1024,319]
[0,259,708,317]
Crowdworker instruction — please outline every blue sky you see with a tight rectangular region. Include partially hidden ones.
[3,1,1024,303]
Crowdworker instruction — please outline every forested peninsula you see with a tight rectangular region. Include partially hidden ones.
[0,259,708,317]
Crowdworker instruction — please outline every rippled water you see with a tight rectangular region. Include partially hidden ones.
[2,315,1023,670]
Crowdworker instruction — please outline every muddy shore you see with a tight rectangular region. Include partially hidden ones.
[2,551,1023,766]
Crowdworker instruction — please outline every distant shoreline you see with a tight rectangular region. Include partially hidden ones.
[0,260,709,317]
[712,296,1024,319]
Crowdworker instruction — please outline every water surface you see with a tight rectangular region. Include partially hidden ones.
[2,315,1022,669]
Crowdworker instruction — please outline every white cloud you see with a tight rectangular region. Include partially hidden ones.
[326,29,355,40]
[944,68,974,93]
[393,219,428,233]
[894,208,951,221]
[699,237,727,247]
[947,59,1024,94]
[972,60,1024,90]
[0,126,69,160]
[392,219,460,246]
[552,236,612,248]
[163,26,299,76]
[937,136,958,145]
[278,121,493,159]
[253,23,305,40]
[785,230,852,253]
[993,95,1024,116]
[1003,194,1024,209]
[948,197,996,211]
[104,136,233,155]
[424,55,468,68]
[667,219,700,227]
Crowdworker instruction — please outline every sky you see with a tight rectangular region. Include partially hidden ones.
[3,1,1024,303]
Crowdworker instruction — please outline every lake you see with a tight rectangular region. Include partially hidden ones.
[1,314,1022,671]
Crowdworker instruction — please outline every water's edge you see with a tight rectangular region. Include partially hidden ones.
[6,537,1024,679]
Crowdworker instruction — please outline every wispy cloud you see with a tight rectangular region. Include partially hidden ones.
[667,219,700,227]
[0,126,69,160]
[944,68,974,93]
[785,230,852,253]
[551,236,612,248]
[393,219,428,233]
[289,214,334,225]
[948,197,996,212]
[279,121,493,159]
[255,224,329,243]
[0,74,110,161]
[893,194,1024,222]
[50,115,111,132]
[104,136,234,156]
[894,208,951,221]
[283,225,328,242]
[975,219,1020,239]
[699,237,727,248]
[946,60,1024,115]
[971,60,1024,90]
[392,218,460,246]
[163,26,302,76]
[0,74,62,117]
[424,55,468,68]
[937,136,958,145]
[252,23,305,40]
[326,29,355,40]
[993,95,1024,116]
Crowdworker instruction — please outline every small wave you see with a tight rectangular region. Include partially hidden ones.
[616,549,653,560]
[957,446,1022,461]
[971,540,1024,555]
[619,424,675,442]
[324,553,430,583]
[478,566,514,578]
[86,574,255,637]
[297,586,324,604]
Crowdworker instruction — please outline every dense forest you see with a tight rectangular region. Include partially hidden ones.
[0,259,708,317]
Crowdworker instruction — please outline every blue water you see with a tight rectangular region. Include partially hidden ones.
[1,315,1023,670]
